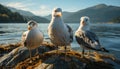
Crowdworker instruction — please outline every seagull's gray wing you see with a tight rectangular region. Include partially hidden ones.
[66,24,73,42]
[75,30,101,50]
[85,31,100,45]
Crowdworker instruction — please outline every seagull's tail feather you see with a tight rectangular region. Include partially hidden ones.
[101,47,109,52]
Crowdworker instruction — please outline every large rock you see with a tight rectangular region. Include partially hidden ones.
[35,52,86,69]
[0,42,120,69]
[0,44,56,68]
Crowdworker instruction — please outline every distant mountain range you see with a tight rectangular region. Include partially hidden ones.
[0,3,120,23]
[8,7,35,16]
[0,4,49,23]
[7,7,49,23]
[45,11,73,21]
[0,4,26,23]
[45,4,120,23]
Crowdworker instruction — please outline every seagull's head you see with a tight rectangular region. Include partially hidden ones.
[79,16,90,31]
[80,16,90,27]
[27,20,38,30]
[52,8,62,17]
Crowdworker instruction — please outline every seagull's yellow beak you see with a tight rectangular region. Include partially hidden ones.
[28,26,32,30]
[82,21,85,26]
[55,12,62,17]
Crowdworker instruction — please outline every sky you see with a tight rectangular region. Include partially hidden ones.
[0,0,120,16]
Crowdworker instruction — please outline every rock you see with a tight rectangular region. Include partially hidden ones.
[0,46,32,67]
[35,51,86,69]
[0,42,22,57]
[15,49,120,69]
[0,42,120,69]
[0,44,56,68]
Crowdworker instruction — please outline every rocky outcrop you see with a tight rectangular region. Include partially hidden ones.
[0,42,56,69]
[0,42,120,69]
[35,51,86,69]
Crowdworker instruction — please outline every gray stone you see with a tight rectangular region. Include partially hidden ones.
[0,45,54,67]
[35,54,86,69]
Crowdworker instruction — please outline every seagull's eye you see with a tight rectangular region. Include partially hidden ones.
[33,23,36,26]
[29,23,32,25]
[55,10,57,12]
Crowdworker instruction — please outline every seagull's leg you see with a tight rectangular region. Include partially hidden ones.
[88,50,91,57]
[68,44,71,51]
[56,46,59,54]
[37,48,39,55]
[55,46,59,57]
[28,48,32,63]
[64,46,67,61]
[65,46,67,54]
[36,48,40,58]
[82,48,85,58]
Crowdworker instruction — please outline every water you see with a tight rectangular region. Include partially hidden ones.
[0,23,120,60]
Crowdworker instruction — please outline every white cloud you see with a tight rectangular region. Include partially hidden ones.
[6,2,30,11]
[40,5,47,9]
[31,5,51,16]
[4,2,51,16]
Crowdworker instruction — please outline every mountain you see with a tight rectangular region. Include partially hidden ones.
[111,17,120,23]
[45,4,120,23]
[8,7,35,16]
[45,11,73,20]
[24,16,50,23]
[8,7,49,23]
[0,4,26,23]
[65,4,120,23]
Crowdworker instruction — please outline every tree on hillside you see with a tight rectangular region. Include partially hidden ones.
[0,4,26,23]
[111,17,120,23]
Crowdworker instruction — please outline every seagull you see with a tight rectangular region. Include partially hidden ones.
[22,20,44,61]
[75,16,109,57]
[48,8,73,54]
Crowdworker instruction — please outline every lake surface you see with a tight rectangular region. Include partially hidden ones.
[0,23,120,61]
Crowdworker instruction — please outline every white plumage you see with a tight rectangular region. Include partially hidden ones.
[22,20,44,60]
[48,8,73,52]
[75,16,109,57]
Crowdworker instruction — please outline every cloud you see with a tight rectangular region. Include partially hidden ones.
[3,2,51,16]
[6,2,31,10]
[31,5,51,16]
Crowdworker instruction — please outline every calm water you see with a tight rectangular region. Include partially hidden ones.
[0,23,120,60]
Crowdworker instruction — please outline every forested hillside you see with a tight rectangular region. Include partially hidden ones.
[0,4,26,23]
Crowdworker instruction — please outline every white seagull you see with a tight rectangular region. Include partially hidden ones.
[75,16,109,57]
[22,20,44,61]
[48,8,73,53]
